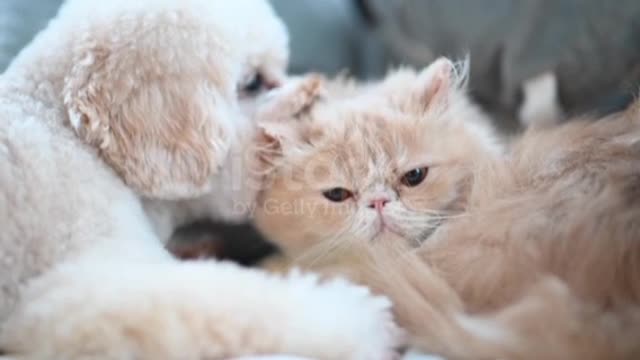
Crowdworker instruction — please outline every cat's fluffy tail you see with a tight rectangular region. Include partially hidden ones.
[360,246,640,360]
[0,260,401,360]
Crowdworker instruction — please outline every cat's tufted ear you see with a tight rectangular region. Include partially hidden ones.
[64,23,235,200]
[255,74,326,152]
[412,57,468,112]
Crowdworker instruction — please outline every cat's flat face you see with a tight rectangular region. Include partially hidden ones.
[252,59,502,256]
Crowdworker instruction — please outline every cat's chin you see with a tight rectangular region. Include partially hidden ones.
[370,228,440,248]
[371,229,407,244]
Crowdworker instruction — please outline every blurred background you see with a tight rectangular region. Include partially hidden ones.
[3,0,640,261]
[4,0,640,131]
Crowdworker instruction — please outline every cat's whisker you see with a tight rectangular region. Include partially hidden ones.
[306,229,349,257]
[413,208,465,218]
[350,224,371,245]
[393,217,447,226]
[406,234,423,247]
[395,212,466,223]
[293,221,356,267]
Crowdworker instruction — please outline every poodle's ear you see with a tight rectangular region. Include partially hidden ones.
[64,27,234,200]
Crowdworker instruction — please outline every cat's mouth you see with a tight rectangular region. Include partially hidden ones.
[370,215,447,245]
[379,220,445,245]
[371,217,406,241]
[373,227,404,238]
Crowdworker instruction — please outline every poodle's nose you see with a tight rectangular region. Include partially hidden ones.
[368,198,390,211]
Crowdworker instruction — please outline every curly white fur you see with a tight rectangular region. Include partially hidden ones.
[1,262,399,359]
[0,0,400,358]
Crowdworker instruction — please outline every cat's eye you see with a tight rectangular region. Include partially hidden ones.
[401,167,429,187]
[322,187,353,202]
[242,72,265,95]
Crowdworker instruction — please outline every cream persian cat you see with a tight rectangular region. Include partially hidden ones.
[254,58,502,255]
[252,59,640,359]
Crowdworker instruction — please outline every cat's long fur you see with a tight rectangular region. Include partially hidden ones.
[358,108,640,359]
[254,60,640,359]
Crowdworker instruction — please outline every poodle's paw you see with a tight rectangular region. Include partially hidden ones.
[280,270,404,360]
[518,72,564,129]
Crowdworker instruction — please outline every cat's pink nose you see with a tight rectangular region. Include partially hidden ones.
[368,198,390,210]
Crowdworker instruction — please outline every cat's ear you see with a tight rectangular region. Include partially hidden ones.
[256,74,325,152]
[412,57,468,112]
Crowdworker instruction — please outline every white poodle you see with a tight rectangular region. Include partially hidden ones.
[0,0,400,358]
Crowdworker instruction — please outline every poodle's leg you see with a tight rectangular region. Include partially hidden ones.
[0,260,401,360]
[518,72,564,129]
